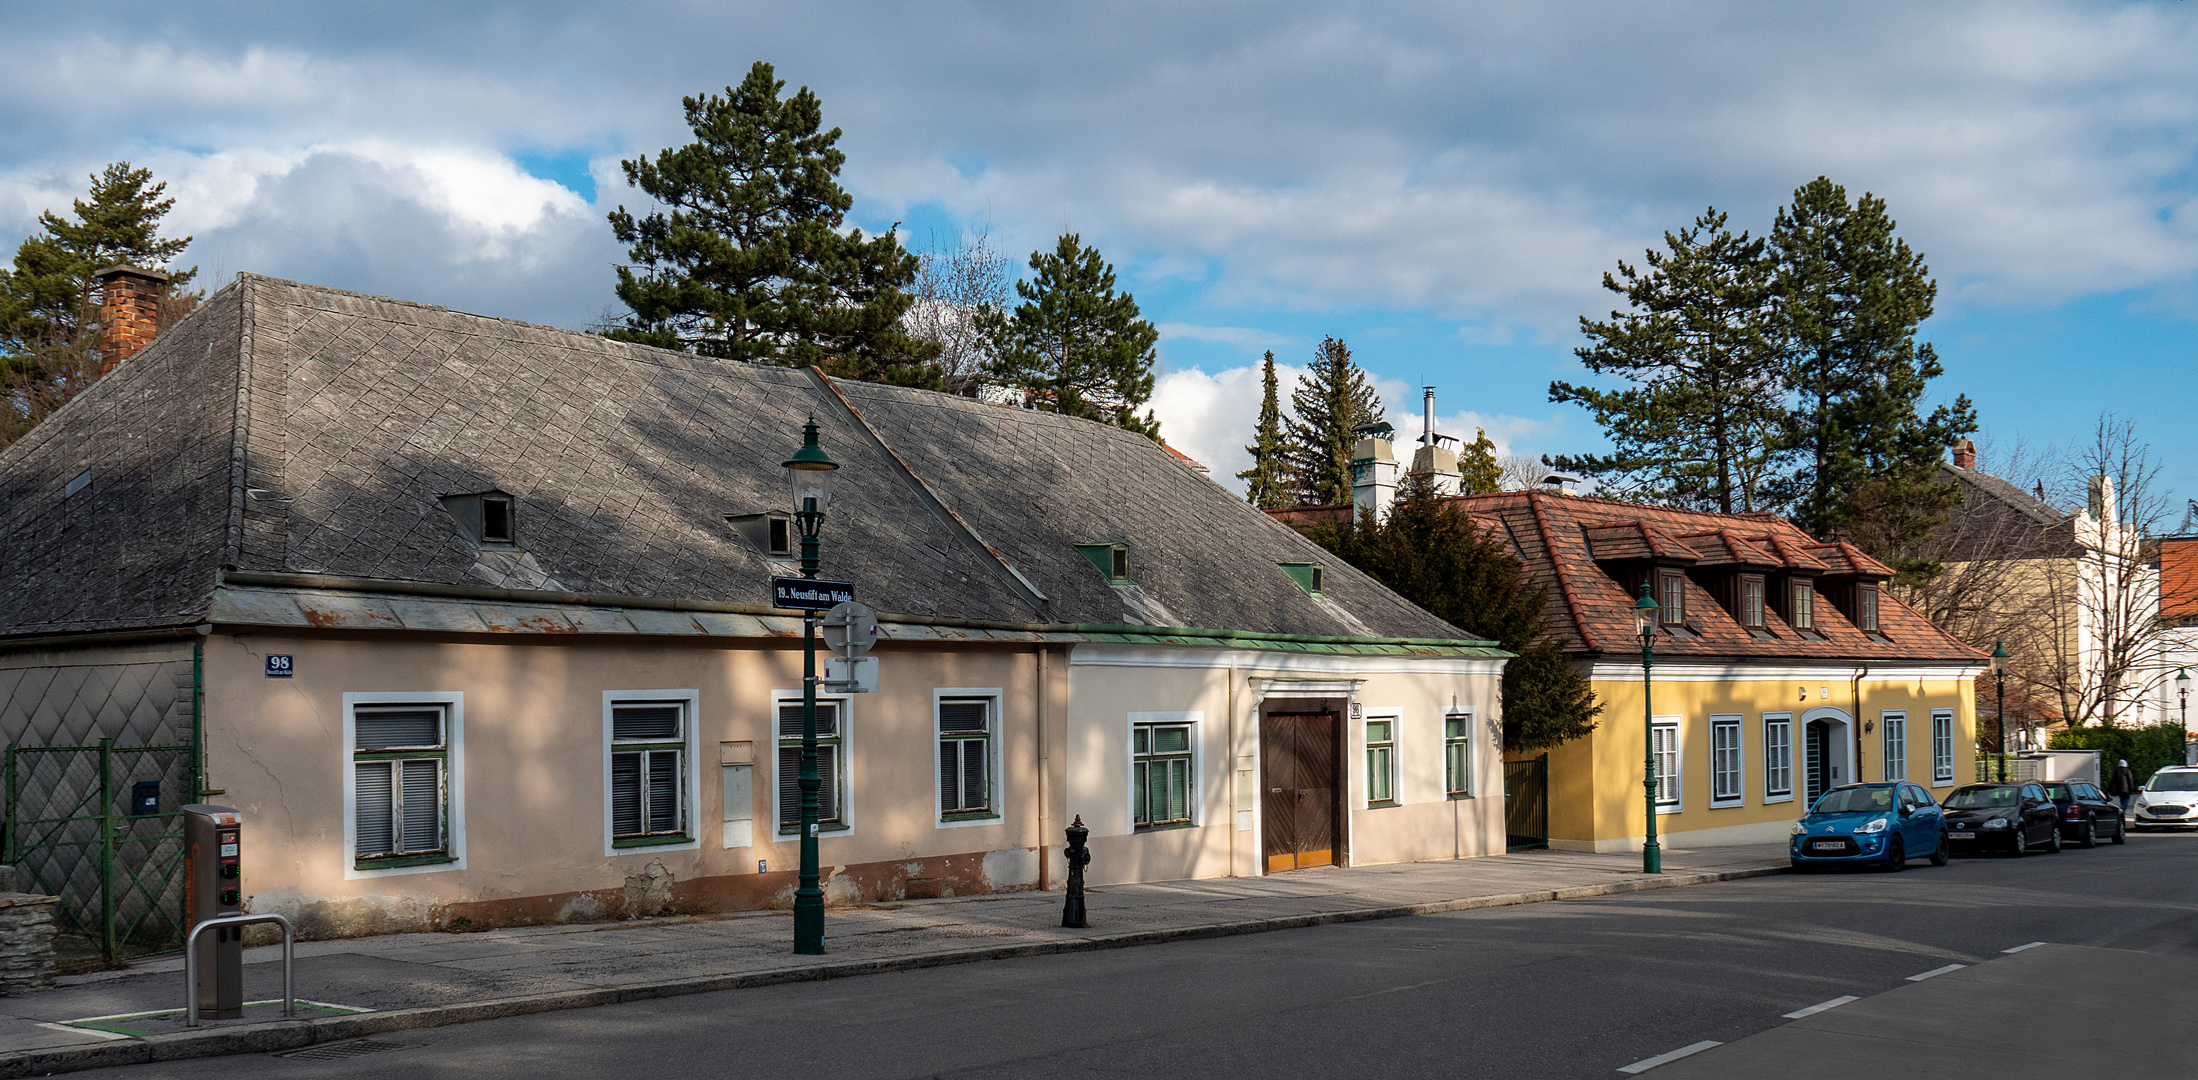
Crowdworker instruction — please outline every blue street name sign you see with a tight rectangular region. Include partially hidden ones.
[772,578,856,612]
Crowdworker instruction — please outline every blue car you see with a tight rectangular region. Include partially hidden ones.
[1789,781,1950,871]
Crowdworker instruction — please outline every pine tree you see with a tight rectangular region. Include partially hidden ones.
[1767,177,1975,574]
[1317,477,1600,750]
[2,163,197,448]
[606,62,941,388]
[1548,208,1786,513]
[1458,428,1502,495]
[976,233,1160,437]
[1236,351,1294,508]
[1284,337,1383,506]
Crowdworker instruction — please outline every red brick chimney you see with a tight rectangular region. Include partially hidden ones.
[1951,438,1976,470]
[95,264,169,374]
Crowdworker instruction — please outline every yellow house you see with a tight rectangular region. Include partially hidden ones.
[1454,491,1987,852]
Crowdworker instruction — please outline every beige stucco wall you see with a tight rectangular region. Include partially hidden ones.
[202,629,1053,933]
[1064,644,1507,886]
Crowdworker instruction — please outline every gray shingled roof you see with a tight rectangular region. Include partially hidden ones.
[0,275,1463,641]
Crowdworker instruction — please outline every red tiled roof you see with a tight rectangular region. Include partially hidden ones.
[2165,537,2198,622]
[1443,491,1985,664]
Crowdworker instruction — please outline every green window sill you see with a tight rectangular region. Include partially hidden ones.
[1447,791,1475,800]
[612,833,694,849]
[354,853,454,871]
[1368,799,1400,809]
[1134,820,1196,832]
[941,811,999,823]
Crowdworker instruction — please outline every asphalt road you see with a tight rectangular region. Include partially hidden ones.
[78,832,2198,1080]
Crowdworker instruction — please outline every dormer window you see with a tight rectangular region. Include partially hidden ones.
[1858,583,1880,634]
[727,513,795,557]
[1791,579,1815,630]
[438,490,518,548]
[1739,574,1765,629]
[1657,570,1686,625]
[1077,542,1132,585]
[1279,562,1326,597]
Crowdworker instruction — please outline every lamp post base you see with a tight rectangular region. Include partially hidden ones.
[793,890,824,955]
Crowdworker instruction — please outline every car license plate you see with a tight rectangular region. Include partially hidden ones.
[1949,831,1975,839]
[1810,841,1842,851]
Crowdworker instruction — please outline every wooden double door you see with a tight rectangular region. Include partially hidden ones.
[1261,709,1341,873]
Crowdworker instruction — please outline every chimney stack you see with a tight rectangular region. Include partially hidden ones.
[95,264,169,374]
[1952,438,1977,470]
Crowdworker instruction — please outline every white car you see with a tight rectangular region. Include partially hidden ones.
[2129,766,2198,830]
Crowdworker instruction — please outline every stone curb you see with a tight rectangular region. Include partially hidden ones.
[0,864,1784,1077]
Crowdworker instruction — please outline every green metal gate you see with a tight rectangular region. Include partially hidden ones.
[1505,755,1549,851]
[3,740,192,963]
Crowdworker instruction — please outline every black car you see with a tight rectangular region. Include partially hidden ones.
[1942,782,2062,856]
[2044,779,2127,847]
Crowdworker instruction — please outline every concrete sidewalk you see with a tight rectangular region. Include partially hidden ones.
[0,842,1787,1076]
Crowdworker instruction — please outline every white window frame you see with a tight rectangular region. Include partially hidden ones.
[601,690,701,858]
[342,691,465,881]
[1931,709,1956,786]
[934,687,1003,828]
[1881,711,1907,782]
[1652,716,1682,812]
[773,689,855,838]
[1762,712,1795,804]
[1444,708,1475,798]
[1363,710,1399,807]
[1127,710,1201,832]
[1709,714,1744,807]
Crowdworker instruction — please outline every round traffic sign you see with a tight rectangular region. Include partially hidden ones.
[820,601,879,658]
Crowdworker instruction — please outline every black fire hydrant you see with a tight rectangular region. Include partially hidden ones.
[1062,815,1091,928]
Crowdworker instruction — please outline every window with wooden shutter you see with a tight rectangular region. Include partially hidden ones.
[610,702,688,844]
[938,698,994,818]
[777,700,844,831]
[352,705,449,865]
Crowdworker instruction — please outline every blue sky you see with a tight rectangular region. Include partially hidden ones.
[2,1,2193,524]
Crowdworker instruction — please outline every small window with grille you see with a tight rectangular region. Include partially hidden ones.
[938,696,997,821]
[352,704,451,868]
[777,699,846,834]
[1739,575,1766,630]
[1791,579,1815,630]
[609,701,689,846]
[1658,570,1687,625]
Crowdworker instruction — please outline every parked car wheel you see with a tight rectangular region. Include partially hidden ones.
[1885,836,1906,871]
[1931,832,1950,866]
[2080,821,2097,848]
[2045,826,2062,854]
[2113,821,2128,844]
[2010,830,2028,857]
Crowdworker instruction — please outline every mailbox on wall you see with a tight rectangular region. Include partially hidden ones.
[182,804,244,1020]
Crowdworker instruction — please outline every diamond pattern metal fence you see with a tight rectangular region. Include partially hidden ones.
[4,741,192,963]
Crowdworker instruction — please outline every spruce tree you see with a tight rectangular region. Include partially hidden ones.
[1284,337,1383,506]
[607,62,941,387]
[976,233,1160,437]
[1767,177,1975,574]
[1548,208,1786,513]
[1236,351,1294,508]
[1458,428,1502,495]
[1318,477,1600,750]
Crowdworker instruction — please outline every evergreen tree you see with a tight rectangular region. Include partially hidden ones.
[1236,351,1294,508]
[607,62,941,387]
[976,232,1160,437]
[1284,336,1383,506]
[1317,477,1600,750]
[1767,177,1975,575]
[1458,428,1502,495]
[1548,208,1786,513]
[2,163,197,448]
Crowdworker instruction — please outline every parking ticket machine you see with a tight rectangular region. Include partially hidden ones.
[182,804,244,1019]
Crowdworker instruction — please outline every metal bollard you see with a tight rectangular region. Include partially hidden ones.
[1061,815,1091,928]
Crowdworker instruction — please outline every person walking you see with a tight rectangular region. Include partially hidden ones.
[2109,758,2139,812]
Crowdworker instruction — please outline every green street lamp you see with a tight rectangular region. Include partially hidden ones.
[2177,668,2190,769]
[1634,580,1662,875]
[1991,642,2009,784]
[783,417,839,956]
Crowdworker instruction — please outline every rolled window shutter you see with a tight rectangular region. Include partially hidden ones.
[611,752,642,836]
[613,704,681,741]
[400,759,440,852]
[647,750,681,833]
[962,740,986,810]
[778,746,801,826]
[817,746,839,823]
[780,701,839,739]
[356,708,441,750]
[939,700,987,733]
[355,761,394,856]
[939,742,959,813]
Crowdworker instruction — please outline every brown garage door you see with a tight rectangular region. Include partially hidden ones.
[1261,710,1340,873]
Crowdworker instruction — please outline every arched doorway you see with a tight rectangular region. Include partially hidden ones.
[1801,707,1854,806]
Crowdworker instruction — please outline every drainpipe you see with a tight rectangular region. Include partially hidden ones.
[1851,666,1870,782]
[192,637,207,801]
[1036,645,1049,890]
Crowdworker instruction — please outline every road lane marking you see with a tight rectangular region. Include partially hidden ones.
[1618,1041,1723,1074]
[1906,964,1967,981]
[1782,995,1859,1019]
[2002,941,2047,954]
